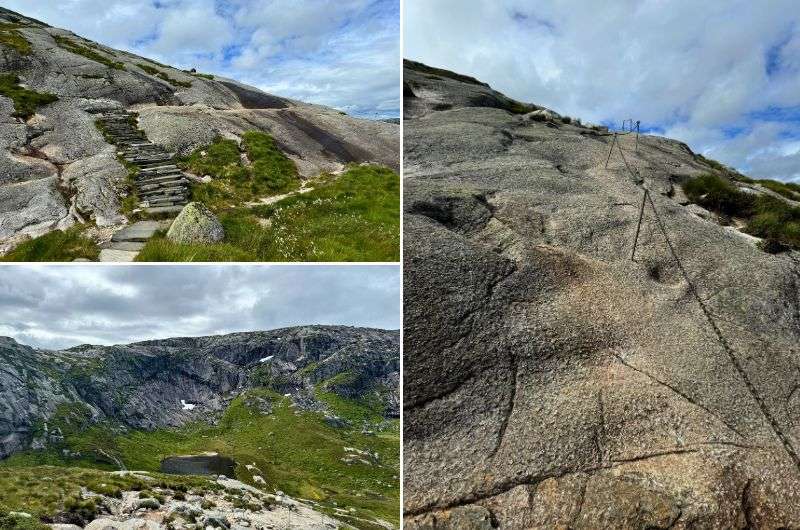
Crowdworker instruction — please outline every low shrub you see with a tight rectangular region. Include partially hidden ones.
[63,496,99,523]
[683,173,755,217]
[683,173,800,252]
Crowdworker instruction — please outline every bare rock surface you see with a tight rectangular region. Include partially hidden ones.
[403,60,800,528]
[0,7,398,253]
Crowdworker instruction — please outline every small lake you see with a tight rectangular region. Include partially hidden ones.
[160,453,236,476]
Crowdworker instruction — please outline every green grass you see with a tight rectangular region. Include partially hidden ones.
[136,63,192,88]
[0,465,213,523]
[54,36,125,70]
[683,173,800,252]
[683,172,755,217]
[0,225,99,262]
[0,23,32,55]
[2,391,399,528]
[135,164,400,262]
[178,132,299,211]
[755,179,800,202]
[0,74,58,119]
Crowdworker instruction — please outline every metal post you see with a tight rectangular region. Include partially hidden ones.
[605,133,617,169]
[635,120,640,151]
[631,188,648,261]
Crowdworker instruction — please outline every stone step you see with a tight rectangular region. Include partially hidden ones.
[146,205,184,215]
[139,189,188,200]
[101,241,145,252]
[98,249,139,262]
[138,166,179,176]
[124,142,159,148]
[125,155,174,164]
[139,185,187,195]
[137,170,184,180]
[137,175,186,186]
[143,195,187,205]
[127,151,168,158]
[111,220,162,242]
[138,177,183,185]
[139,182,187,192]
[138,160,177,169]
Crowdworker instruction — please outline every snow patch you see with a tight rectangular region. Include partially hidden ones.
[259,356,274,363]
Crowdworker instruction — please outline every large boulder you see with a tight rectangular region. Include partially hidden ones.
[166,202,224,244]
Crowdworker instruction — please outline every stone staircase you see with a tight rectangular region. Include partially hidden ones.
[93,110,193,261]
[96,110,190,215]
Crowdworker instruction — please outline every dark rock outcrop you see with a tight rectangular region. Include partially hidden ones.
[0,325,399,459]
[403,60,800,528]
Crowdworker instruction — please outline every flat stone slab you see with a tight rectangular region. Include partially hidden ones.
[104,241,145,252]
[99,249,138,262]
[146,205,184,215]
[111,220,162,242]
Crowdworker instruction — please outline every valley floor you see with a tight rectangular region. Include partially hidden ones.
[0,391,400,530]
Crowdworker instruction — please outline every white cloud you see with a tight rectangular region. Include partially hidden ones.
[405,0,800,182]
[0,265,400,349]
[6,0,399,117]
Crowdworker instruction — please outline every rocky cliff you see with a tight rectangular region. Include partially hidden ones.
[403,59,800,528]
[0,7,398,247]
[0,325,399,460]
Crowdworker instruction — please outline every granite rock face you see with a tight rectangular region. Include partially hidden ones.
[0,7,398,251]
[0,326,399,459]
[403,60,800,528]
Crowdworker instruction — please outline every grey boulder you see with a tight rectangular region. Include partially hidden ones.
[166,202,224,244]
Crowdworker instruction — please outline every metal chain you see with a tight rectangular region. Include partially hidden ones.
[611,132,800,471]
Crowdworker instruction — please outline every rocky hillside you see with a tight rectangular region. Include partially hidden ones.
[0,7,398,249]
[0,326,398,458]
[403,60,800,528]
[0,326,399,528]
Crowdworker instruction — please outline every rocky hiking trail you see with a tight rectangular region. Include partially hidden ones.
[92,110,189,262]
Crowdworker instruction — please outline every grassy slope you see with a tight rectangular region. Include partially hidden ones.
[179,132,299,211]
[0,225,99,262]
[136,163,400,262]
[1,391,399,529]
[0,465,212,521]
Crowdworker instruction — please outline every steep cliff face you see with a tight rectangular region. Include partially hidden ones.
[403,60,800,528]
[0,326,399,460]
[0,7,398,244]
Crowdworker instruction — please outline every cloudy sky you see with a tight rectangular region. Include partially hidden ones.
[405,0,800,183]
[0,265,400,349]
[8,0,400,118]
